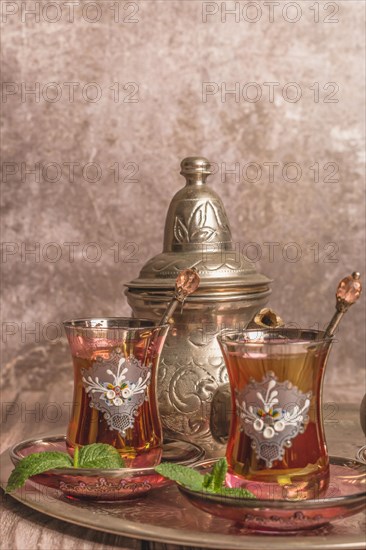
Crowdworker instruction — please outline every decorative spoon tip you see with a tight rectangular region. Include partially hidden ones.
[336,272,362,306]
[324,271,362,338]
[175,268,200,301]
[159,268,201,325]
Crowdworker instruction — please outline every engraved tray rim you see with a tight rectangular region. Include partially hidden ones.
[1,441,365,550]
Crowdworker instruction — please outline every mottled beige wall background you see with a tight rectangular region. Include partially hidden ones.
[1,0,365,431]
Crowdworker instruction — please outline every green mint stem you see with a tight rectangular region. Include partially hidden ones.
[73,446,79,468]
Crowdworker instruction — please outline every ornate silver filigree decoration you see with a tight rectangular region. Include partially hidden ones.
[236,372,311,468]
[82,351,151,436]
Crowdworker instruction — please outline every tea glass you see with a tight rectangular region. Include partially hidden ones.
[64,318,170,467]
[218,328,333,500]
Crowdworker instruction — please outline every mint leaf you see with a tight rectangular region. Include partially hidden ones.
[206,486,255,499]
[155,462,204,491]
[6,452,72,493]
[78,443,125,469]
[6,444,125,493]
[203,458,227,491]
[156,459,256,500]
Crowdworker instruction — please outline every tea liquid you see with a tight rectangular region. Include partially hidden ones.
[66,346,162,465]
[225,345,329,497]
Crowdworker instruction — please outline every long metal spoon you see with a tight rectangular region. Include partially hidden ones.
[324,271,362,338]
[159,268,200,325]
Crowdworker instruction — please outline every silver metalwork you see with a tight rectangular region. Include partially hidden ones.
[1,448,366,546]
[236,373,311,468]
[125,157,272,454]
[82,353,152,436]
[247,308,285,328]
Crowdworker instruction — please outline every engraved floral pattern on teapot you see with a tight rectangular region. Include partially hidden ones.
[173,201,230,244]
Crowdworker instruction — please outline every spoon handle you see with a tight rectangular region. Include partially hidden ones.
[159,268,200,325]
[324,272,362,338]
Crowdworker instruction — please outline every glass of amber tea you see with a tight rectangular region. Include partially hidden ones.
[218,328,333,500]
[64,318,170,467]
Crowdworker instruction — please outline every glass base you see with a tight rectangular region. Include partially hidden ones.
[66,441,163,468]
[226,465,330,500]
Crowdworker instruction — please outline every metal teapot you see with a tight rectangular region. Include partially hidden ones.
[125,157,272,454]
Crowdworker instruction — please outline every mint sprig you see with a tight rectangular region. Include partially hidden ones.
[155,458,255,499]
[6,451,73,493]
[203,458,227,491]
[155,462,204,491]
[6,443,125,493]
[77,443,124,469]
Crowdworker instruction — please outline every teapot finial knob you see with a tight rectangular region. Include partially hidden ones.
[180,157,212,184]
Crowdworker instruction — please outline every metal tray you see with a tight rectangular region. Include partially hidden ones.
[1,446,365,550]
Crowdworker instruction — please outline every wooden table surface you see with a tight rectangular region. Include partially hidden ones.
[1,404,365,550]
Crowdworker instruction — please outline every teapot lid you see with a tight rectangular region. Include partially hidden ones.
[126,157,272,293]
